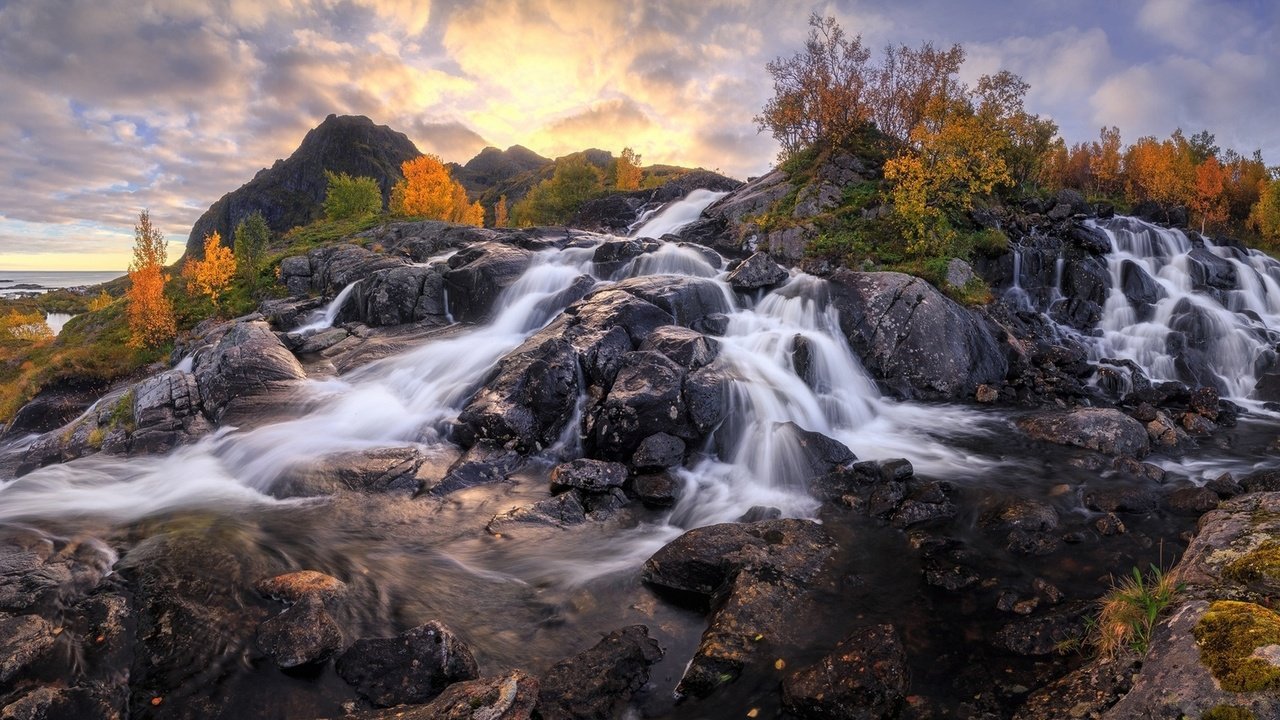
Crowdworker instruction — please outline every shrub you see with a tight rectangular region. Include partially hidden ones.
[1091,564,1180,658]
[323,171,382,220]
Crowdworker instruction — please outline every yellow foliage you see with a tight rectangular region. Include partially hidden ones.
[0,310,53,342]
[494,195,509,228]
[391,155,482,226]
[88,290,114,312]
[183,231,237,307]
[126,209,175,348]
[1191,156,1228,233]
[613,148,643,190]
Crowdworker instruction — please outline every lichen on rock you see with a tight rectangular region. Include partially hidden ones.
[1193,600,1280,692]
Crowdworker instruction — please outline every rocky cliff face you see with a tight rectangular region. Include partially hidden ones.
[184,114,421,260]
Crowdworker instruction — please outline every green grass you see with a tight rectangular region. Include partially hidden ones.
[1091,564,1182,658]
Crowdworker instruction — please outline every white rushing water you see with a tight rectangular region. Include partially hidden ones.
[1086,216,1280,402]
[632,189,728,239]
[294,281,360,333]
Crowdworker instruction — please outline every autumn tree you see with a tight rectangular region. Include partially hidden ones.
[390,155,483,226]
[1090,126,1123,197]
[0,311,52,342]
[233,212,270,292]
[323,171,382,220]
[1224,149,1270,222]
[494,195,509,228]
[884,97,1013,255]
[612,147,643,190]
[183,231,237,308]
[512,157,604,226]
[1190,156,1228,233]
[88,290,114,312]
[126,209,176,348]
[1251,179,1280,241]
[973,70,1058,188]
[870,41,966,142]
[756,13,875,159]
[1123,136,1190,208]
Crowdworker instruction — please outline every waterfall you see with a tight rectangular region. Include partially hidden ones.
[1087,216,1280,401]
[294,281,360,333]
[632,189,728,239]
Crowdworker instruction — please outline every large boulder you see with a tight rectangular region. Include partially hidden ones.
[346,263,450,327]
[592,351,694,459]
[340,671,540,720]
[442,243,534,323]
[537,625,664,720]
[642,519,836,696]
[828,271,1007,400]
[781,624,909,720]
[455,334,580,452]
[1017,408,1150,457]
[726,252,788,291]
[194,320,306,423]
[334,621,479,707]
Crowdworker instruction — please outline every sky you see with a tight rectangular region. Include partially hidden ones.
[0,0,1277,270]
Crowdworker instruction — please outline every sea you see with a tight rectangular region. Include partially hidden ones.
[0,270,124,297]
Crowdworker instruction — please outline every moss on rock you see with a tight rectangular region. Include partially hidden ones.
[1193,600,1280,692]
[1223,540,1280,593]
[1202,705,1255,720]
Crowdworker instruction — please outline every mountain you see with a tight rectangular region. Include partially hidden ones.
[184,114,421,259]
[448,145,552,195]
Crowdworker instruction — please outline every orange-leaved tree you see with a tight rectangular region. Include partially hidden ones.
[1190,156,1228,233]
[88,290,114,312]
[494,195,509,228]
[390,155,483,226]
[183,230,237,308]
[612,148,643,190]
[126,209,176,348]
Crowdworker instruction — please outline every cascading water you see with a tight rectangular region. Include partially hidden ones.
[1087,216,1280,402]
[632,188,727,239]
[294,280,360,333]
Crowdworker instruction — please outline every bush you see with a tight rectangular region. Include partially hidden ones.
[323,171,382,220]
[512,157,604,226]
[234,212,271,292]
[1091,564,1181,658]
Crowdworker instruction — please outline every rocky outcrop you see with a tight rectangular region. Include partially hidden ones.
[185,114,420,260]
[194,320,306,423]
[828,270,1007,400]
[1017,408,1150,458]
[340,671,540,720]
[642,519,837,696]
[536,625,663,719]
[570,169,742,234]
[781,624,909,720]
[334,621,479,707]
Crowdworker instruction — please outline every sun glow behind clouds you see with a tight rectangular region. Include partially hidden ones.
[0,0,1278,270]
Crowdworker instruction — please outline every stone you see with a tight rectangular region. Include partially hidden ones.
[980,498,1060,533]
[255,570,347,603]
[0,614,57,684]
[335,621,479,707]
[946,258,977,288]
[780,624,908,720]
[638,326,717,370]
[537,625,663,720]
[1084,487,1158,514]
[341,671,540,720]
[1167,486,1220,514]
[550,459,628,493]
[193,320,306,423]
[631,473,682,508]
[1017,408,1150,458]
[256,595,344,668]
[1095,513,1126,535]
[630,432,686,470]
[725,251,788,291]
[443,243,534,323]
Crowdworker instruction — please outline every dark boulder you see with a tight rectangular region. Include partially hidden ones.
[348,263,449,327]
[443,243,534,323]
[1187,247,1238,291]
[425,442,523,496]
[609,275,729,328]
[631,432,686,470]
[1069,224,1112,255]
[591,238,659,276]
[980,498,1060,533]
[1120,259,1161,311]
[780,624,908,720]
[725,252,789,291]
[486,492,587,533]
[592,351,692,459]
[549,459,628,493]
[1017,408,1150,458]
[335,621,479,707]
[642,519,836,696]
[828,270,1007,400]
[341,671,540,720]
[194,321,305,423]
[630,473,683,508]
[638,326,717,370]
[455,334,579,452]
[0,613,58,684]
[1084,486,1158,514]
[256,595,343,668]
[1166,486,1220,514]
[537,625,663,720]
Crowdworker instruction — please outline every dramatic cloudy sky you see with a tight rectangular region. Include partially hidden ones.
[1,0,1277,270]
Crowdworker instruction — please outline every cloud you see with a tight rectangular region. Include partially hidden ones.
[406,119,489,158]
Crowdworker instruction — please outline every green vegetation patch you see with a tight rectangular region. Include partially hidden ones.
[1193,600,1280,692]
[1202,705,1256,720]
[1223,540,1280,592]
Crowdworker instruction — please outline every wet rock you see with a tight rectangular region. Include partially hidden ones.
[638,326,717,370]
[1207,473,1242,499]
[194,320,306,423]
[693,313,729,336]
[592,238,659,276]
[256,595,344,668]
[289,327,349,354]
[442,243,534,323]
[1119,259,1161,310]
[828,270,1007,400]
[775,423,857,479]
[1007,529,1062,556]
[487,492,587,533]
[642,519,836,696]
[1084,487,1158,514]
[279,447,424,496]
[980,498,1060,533]
[1145,411,1187,450]
[890,498,957,528]
[335,621,479,707]
[342,671,540,720]
[537,625,663,720]
[0,614,57,684]
[592,351,691,459]
[919,538,981,591]
[1018,408,1150,458]
[1069,223,1113,255]
[456,334,580,452]
[347,263,450,327]
[630,473,682,508]
[631,432,686,470]
[0,534,115,613]
[738,506,782,522]
[0,686,121,720]
[1187,247,1238,291]
[610,275,730,328]
[1112,457,1166,483]
[1014,658,1133,720]
[550,459,628,493]
[256,570,347,604]
[976,384,999,403]
[1189,386,1220,419]
[682,363,730,435]
[1095,513,1126,535]
[425,441,523,496]
[725,251,788,291]
[2,385,99,438]
[780,624,908,720]
[1167,486,1220,514]
[994,605,1088,656]
[1241,469,1280,493]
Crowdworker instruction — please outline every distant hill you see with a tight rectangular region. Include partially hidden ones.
[184,114,420,260]
[448,145,552,195]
